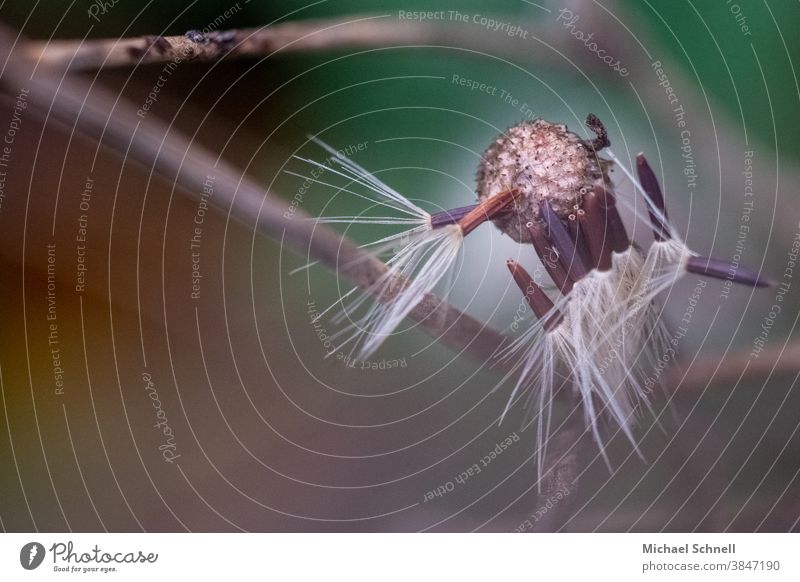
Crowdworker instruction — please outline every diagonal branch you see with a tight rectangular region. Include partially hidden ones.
[3,22,586,531]
[0,23,508,364]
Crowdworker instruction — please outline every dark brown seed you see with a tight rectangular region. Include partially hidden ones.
[458,189,520,236]
[636,153,670,242]
[527,221,573,294]
[506,259,563,331]
[429,204,478,228]
[539,201,588,282]
[567,216,596,272]
[685,255,773,287]
[579,190,613,271]
[594,186,630,253]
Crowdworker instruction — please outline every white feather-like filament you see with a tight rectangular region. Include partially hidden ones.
[329,225,464,358]
[504,153,700,470]
[290,138,466,358]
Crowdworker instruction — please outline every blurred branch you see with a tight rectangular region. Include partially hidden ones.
[23,15,409,70]
[0,23,508,365]
[675,342,800,391]
[21,14,545,72]
[533,401,583,532]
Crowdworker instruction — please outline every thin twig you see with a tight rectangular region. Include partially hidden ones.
[0,23,508,364]
[21,15,537,72]
[674,342,800,392]
[532,401,583,532]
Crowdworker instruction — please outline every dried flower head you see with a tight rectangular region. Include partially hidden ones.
[293,115,771,475]
[476,116,610,243]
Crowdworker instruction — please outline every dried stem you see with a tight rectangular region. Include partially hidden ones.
[20,14,535,72]
[532,400,583,532]
[0,23,507,364]
[674,341,800,392]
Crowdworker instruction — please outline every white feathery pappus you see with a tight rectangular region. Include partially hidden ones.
[288,115,771,476]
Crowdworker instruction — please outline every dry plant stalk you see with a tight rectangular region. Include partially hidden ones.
[0,23,509,362]
[22,15,478,71]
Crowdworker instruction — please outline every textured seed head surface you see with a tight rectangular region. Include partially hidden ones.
[476,119,610,243]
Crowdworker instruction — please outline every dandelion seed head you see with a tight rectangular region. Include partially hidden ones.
[476,119,610,243]
[296,120,768,475]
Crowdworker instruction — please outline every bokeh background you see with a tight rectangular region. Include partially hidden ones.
[0,0,798,532]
